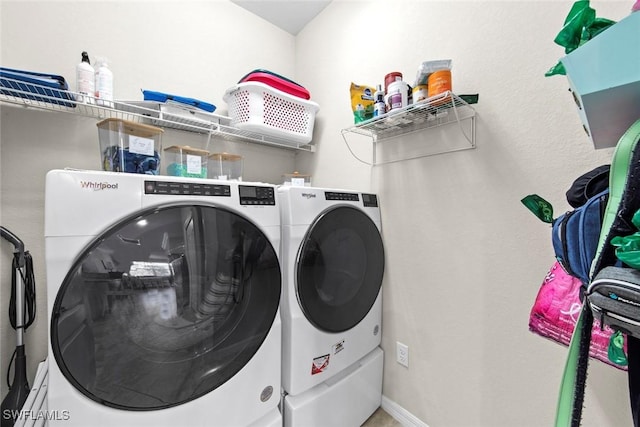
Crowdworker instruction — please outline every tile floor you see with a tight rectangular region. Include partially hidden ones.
[361,407,402,427]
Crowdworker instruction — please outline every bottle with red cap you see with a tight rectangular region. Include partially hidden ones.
[384,72,402,94]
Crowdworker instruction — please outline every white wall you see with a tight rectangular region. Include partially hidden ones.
[297,1,632,426]
[0,1,636,426]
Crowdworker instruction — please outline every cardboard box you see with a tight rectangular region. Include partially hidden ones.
[561,12,640,149]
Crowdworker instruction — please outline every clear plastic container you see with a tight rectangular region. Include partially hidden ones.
[164,145,210,178]
[97,118,163,174]
[208,153,243,181]
[282,171,311,187]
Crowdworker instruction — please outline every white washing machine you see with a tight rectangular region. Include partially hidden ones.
[44,169,282,427]
[277,186,385,427]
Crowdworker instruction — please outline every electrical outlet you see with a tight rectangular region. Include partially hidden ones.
[396,342,409,368]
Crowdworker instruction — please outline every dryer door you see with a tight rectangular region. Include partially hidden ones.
[50,204,280,411]
[296,206,384,332]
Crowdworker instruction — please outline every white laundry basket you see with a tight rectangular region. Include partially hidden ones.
[223,82,319,145]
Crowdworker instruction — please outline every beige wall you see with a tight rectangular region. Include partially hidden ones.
[1,1,635,426]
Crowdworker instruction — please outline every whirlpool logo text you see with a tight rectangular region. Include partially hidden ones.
[301,193,316,199]
[80,181,119,191]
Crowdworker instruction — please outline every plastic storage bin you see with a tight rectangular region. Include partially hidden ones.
[223,81,319,146]
[282,171,311,187]
[164,145,210,178]
[97,118,163,174]
[208,153,243,181]
[561,12,640,149]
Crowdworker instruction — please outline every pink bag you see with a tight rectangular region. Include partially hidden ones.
[529,261,627,370]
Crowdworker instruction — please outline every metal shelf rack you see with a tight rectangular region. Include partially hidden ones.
[0,78,316,152]
[341,91,476,164]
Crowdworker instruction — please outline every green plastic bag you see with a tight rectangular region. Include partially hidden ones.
[545,0,616,77]
[554,0,596,53]
[608,331,628,366]
[611,209,640,269]
[521,194,554,223]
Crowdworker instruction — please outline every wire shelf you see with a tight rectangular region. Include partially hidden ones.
[0,77,315,152]
[342,91,475,141]
[341,91,476,164]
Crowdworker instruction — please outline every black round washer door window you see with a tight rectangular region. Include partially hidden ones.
[50,204,281,411]
[296,206,384,332]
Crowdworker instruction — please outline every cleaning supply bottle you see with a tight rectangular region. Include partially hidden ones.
[388,77,408,111]
[94,57,114,108]
[75,51,94,104]
[633,0,640,12]
[374,84,386,117]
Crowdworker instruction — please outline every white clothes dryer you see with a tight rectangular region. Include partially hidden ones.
[44,169,282,427]
[277,186,385,427]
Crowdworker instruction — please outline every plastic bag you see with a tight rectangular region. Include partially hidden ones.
[350,82,375,124]
[414,59,452,87]
[554,0,596,53]
[611,209,640,269]
[529,261,627,370]
[521,194,554,223]
[545,0,616,77]
[609,330,628,366]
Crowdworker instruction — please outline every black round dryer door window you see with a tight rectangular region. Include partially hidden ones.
[50,205,281,411]
[296,206,385,333]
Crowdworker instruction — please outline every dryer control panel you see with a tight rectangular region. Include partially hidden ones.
[325,191,359,201]
[239,185,275,205]
[362,193,379,207]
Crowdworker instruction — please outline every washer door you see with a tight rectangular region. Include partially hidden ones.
[51,205,280,410]
[296,206,384,333]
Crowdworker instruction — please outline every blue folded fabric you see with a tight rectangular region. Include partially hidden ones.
[103,146,160,175]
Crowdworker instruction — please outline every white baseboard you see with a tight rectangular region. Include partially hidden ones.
[380,395,429,427]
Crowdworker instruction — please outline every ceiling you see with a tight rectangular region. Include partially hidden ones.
[230,0,333,35]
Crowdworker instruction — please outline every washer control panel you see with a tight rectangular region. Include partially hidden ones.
[145,180,231,196]
[239,185,276,205]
